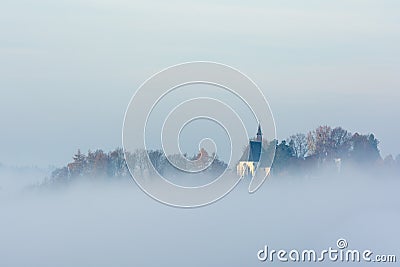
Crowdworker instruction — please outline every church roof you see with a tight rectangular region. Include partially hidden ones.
[239,140,261,162]
[257,124,262,136]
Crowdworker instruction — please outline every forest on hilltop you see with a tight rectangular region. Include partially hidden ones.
[46,125,399,185]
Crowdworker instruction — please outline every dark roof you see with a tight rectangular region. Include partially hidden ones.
[240,141,261,162]
[257,124,262,136]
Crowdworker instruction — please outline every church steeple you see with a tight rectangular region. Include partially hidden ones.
[256,124,262,142]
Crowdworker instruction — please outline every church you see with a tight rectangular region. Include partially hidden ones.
[236,125,270,178]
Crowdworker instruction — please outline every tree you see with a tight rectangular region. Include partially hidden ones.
[108,148,128,177]
[68,149,86,177]
[272,140,295,174]
[92,149,108,176]
[307,126,333,160]
[148,149,166,175]
[331,127,352,158]
[85,149,96,176]
[51,167,69,183]
[133,149,152,176]
[350,133,381,164]
[288,133,308,159]
[207,155,227,175]
[73,149,85,163]
[307,126,354,161]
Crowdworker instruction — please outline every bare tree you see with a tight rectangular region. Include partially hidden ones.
[288,133,308,158]
[331,127,352,158]
[307,125,333,159]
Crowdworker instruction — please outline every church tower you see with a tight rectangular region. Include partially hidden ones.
[237,124,268,178]
[256,124,262,142]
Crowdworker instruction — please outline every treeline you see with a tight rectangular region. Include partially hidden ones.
[271,125,399,175]
[48,125,399,184]
[50,148,128,184]
[49,147,227,184]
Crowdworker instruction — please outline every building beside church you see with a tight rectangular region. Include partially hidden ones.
[237,125,270,177]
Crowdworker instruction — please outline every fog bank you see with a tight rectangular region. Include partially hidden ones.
[0,173,399,266]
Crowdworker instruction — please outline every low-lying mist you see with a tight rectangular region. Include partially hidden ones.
[0,169,399,267]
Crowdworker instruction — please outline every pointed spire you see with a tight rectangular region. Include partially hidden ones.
[256,124,262,142]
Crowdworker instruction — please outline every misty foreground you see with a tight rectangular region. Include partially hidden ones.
[0,171,399,267]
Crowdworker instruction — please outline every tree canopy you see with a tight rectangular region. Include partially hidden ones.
[47,125,396,184]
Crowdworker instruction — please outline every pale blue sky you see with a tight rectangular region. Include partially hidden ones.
[0,0,399,167]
